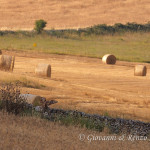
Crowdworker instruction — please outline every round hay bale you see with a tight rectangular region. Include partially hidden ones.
[102,54,116,64]
[19,94,42,106]
[10,56,15,71]
[134,65,147,76]
[0,55,15,71]
[35,63,51,77]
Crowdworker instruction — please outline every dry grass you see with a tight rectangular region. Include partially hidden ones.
[0,112,150,150]
[0,71,46,89]
[0,51,149,122]
[0,51,150,149]
[0,0,150,30]
[1,32,150,63]
[0,51,150,122]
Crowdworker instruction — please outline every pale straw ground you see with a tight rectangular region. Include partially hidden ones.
[1,50,150,122]
[0,0,150,30]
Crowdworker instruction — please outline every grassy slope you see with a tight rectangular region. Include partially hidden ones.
[1,32,150,62]
[0,112,150,150]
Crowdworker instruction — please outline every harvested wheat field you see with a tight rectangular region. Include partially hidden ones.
[0,0,150,30]
[1,50,150,122]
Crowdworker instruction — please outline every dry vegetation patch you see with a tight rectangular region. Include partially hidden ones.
[0,0,150,29]
[0,52,150,122]
[0,71,46,89]
[0,112,150,150]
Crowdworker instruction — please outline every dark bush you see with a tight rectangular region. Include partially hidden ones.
[0,83,28,115]
[54,114,104,132]
[1,21,150,38]
[34,19,47,34]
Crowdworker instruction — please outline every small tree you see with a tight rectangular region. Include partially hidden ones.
[34,19,47,33]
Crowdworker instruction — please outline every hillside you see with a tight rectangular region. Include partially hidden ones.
[0,0,150,30]
[0,112,150,150]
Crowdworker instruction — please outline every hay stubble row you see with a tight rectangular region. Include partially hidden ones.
[0,0,150,29]
[0,51,150,121]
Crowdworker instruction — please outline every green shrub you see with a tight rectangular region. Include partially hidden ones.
[55,114,104,132]
[34,19,47,34]
[1,21,150,38]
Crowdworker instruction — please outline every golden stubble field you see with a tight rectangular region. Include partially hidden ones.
[0,0,150,30]
[1,50,150,122]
